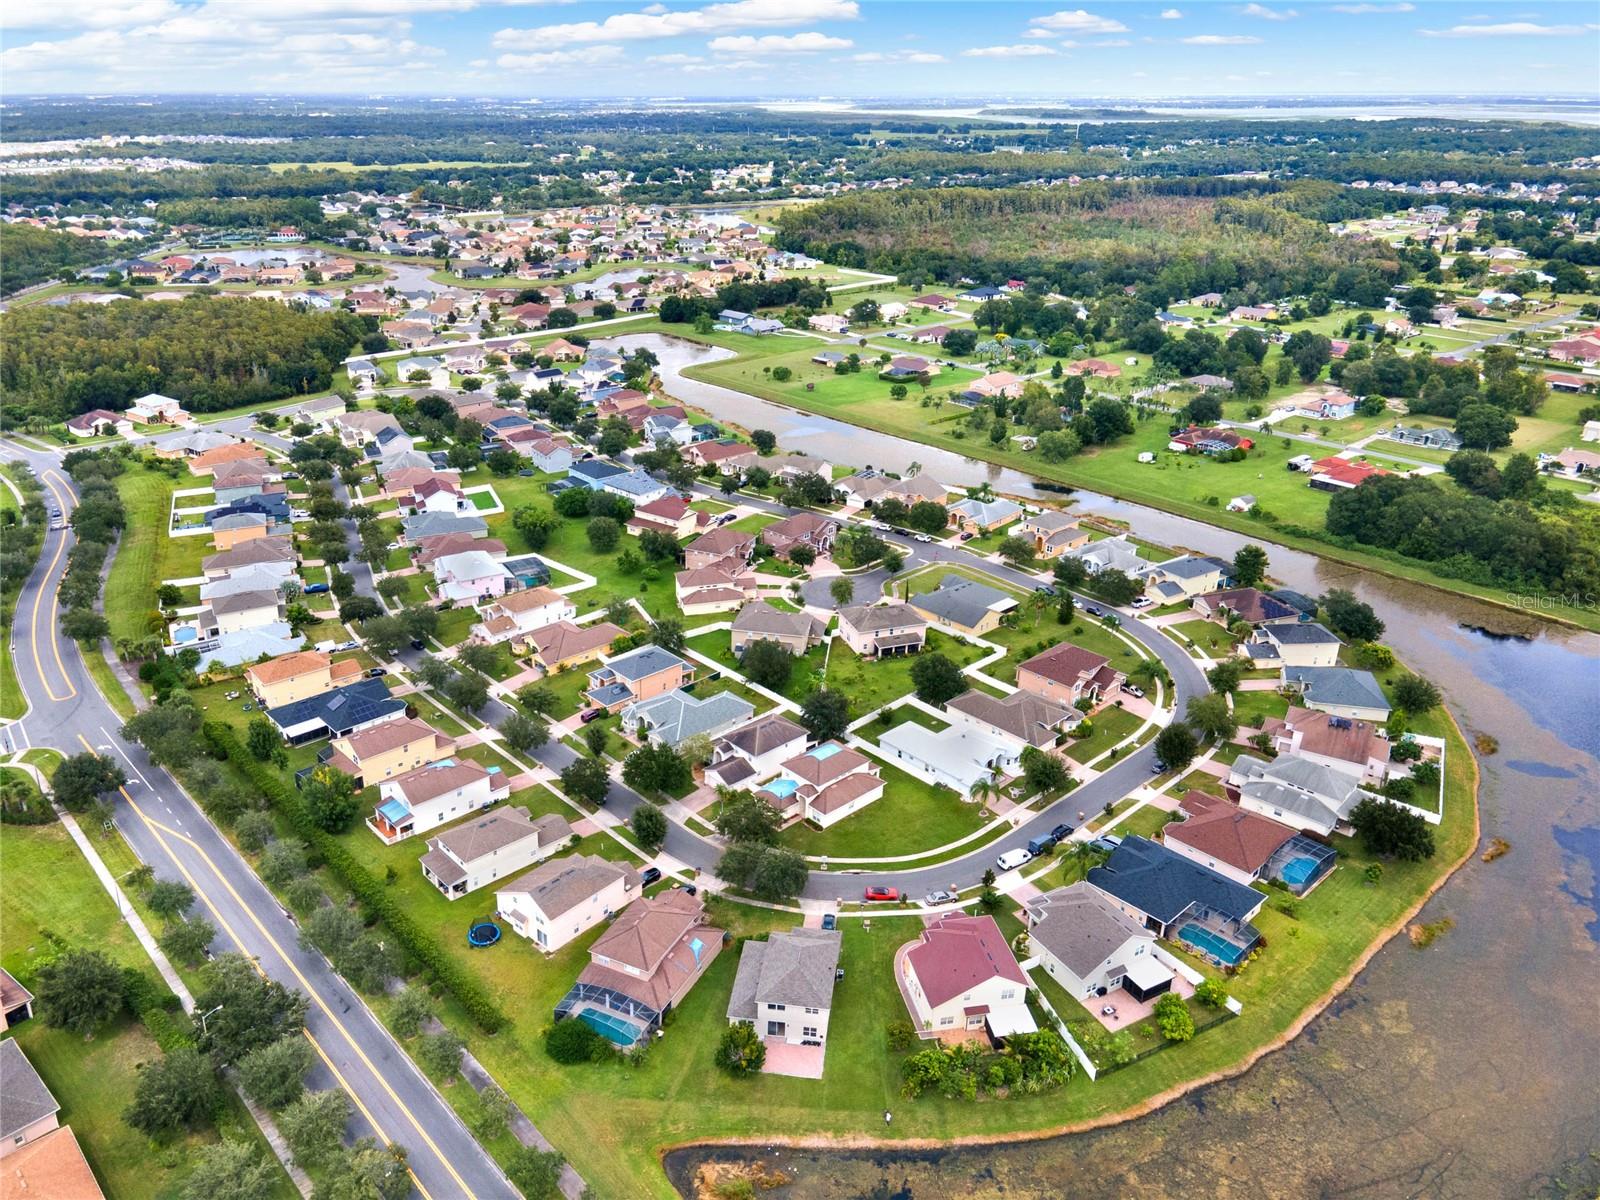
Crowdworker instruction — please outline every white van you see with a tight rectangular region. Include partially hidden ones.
[995,848,1032,873]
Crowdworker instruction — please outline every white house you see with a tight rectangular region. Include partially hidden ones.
[755,742,884,829]
[495,853,641,952]
[1024,882,1173,1003]
[430,550,512,605]
[369,759,511,843]
[726,926,841,1049]
[899,914,1036,1039]
[471,587,577,645]
[420,808,573,900]
[1228,753,1364,837]
[704,713,809,791]
[876,721,1012,794]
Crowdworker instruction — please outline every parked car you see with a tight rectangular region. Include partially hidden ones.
[409,638,426,651]
[914,533,934,543]
[923,889,957,906]
[1124,684,1145,699]
[863,886,899,902]
[1084,604,1103,617]
[518,468,535,477]
[282,471,300,480]
[1151,759,1168,774]
[579,707,606,723]
[1026,834,1058,857]
[639,867,662,887]
[958,531,975,541]
[1129,596,1154,610]
[995,848,1032,872]
[337,639,359,651]
[1049,822,1075,843]
[367,667,387,678]
[303,583,330,595]
[1034,584,1056,596]
[1088,834,1123,854]
[820,912,837,930]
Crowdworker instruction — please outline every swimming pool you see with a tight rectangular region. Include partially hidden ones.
[1178,924,1248,966]
[764,778,800,799]
[578,1007,644,1047]
[1278,856,1319,887]
[807,743,842,761]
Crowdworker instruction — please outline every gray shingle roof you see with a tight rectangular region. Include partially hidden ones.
[1283,666,1390,713]
[1264,622,1341,646]
[731,601,824,641]
[0,1040,59,1141]
[1024,882,1152,978]
[623,689,754,747]
[602,644,689,682]
[1087,836,1264,926]
[910,574,1016,629]
[726,927,841,1023]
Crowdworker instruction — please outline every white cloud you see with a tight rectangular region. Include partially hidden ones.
[495,0,858,48]
[1095,38,1132,46]
[1160,8,1183,17]
[682,57,764,72]
[1028,9,1128,34]
[1238,3,1296,20]
[1182,34,1264,44]
[850,49,945,63]
[647,52,704,63]
[708,31,851,52]
[1420,21,1596,37]
[962,43,1058,57]
[1022,27,1058,38]
[1329,2,1414,11]
[2,0,179,30]
[496,43,626,69]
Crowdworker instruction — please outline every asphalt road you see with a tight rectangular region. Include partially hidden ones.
[0,436,518,1200]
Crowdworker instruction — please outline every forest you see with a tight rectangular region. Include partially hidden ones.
[0,297,365,425]
[0,224,143,296]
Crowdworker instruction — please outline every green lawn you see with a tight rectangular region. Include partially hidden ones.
[775,759,987,861]
[821,630,986,714]
[1062,705,1146,763]
[1232,689,1291,728]
[106,466,204,647]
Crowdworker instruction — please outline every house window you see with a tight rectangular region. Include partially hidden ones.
[803,1027,819,1039]
[768,1003,786,1012]
[766,1021,785,1037]
[1000,988,1016,1000]
[939,1016,954,1027]
[804,1007,819,1015]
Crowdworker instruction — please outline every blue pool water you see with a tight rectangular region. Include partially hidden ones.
[579,1008,643,1046]
[1178,924,1248,965]
[807,743,842,760]
[765,778,800,798]
[1279,856,1319,886]
[173,627,197,643]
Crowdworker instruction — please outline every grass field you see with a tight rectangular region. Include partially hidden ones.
[775,758,985,861]
[106,467,208,647]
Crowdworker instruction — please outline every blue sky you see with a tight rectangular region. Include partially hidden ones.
[2,1,1597,98]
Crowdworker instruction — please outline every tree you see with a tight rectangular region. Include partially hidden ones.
[828,577,854,608]
[1053,555,1089,589]
[279,1089,353,1169]
[1205,658,1245,696]
[192,953,308,1067]
[238,1034,316,1110]
[160,917,217,966]
[582,722,608,758]
[147,879,196,922]
[622,743,691,796]
[1019,745,1070,793]
[649,617,686,656]
[1186,693,1238,743]
[740,638,794,691]
[907,501,948,534]
[126,1047,221,1138]
[62,608,109,642]
[1392,673,1441,713]
[1154,993,1195,1042]
[714,791,780,846]
[486,448,521,476]
[181,1139,279,1200]
[516,683,559,717]
[444,671,490,713]
[800,688,850,742]
[416,1029,465,1081]
[1231,544,1269,589]
[36,948,124,1036]
[1320,588,1385,641]
[246,717,284,763]
[1350,797,1436,861]
[318,1139,411,1200]
[586,515,621,553]
[505,1148,566,1200]
[1087,567,1141,606]
[997,536,1036,568]
[910,653,965,706]
[719,843,808,902]
[750,429,777,454]
[499,712,550,755]
[303,767,359,834]
[559,756,611,807]
[50,752,127,812]
[236,811,275,854]
[631,802,667,852]
[1454,402,1517,450]
[511,504,559,551]
[1195,977,1229,1008]
[545,1017,607,1064]
[716,1022,767,1075]
[1154,722,1199,771]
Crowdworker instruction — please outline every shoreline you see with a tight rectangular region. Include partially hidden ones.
[658,704,1484,1176]
[671,352,1598,637]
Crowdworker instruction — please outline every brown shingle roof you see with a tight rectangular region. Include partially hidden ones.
[780,742,871,787]
[528,620,624,663]
[589,888,706,975]
[0,1126,104,1199]
[1019,642,1111,687]
[338,717,449,763]
[1164,792,1295,874]
[245,650,332,686]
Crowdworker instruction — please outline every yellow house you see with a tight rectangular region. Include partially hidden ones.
[322,717,455,787]
[245,650,365,709]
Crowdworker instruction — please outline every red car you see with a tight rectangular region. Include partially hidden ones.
[579,708,606,723]
[863,886,899,903]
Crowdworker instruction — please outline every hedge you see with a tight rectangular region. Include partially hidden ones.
[121,966,194,1053]
[202,723,509,1034]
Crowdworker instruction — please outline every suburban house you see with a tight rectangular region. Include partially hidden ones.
[188,442,268,476]
[761,513,839,558]
[402,512,489,544]
[730,602,826,656]
[1,1039,62,1157]
[430,549,512,604]
[0,1040,104,1197]
[1227,753,1366,836]
[125,392,190,425]
[1168,425,1249,455]
[414,532,504,567]
[585,645,695,712]
[968,371,1026,400]
[1192,587,1300,626]
[420,809,573,900]
[331,409,408,449]
[704,714,810,791]
[1064,358,1121,379]
[1281,666,1391,721]
[410,476,466,514]
[1,968,34,1027]
[908,574,1018,636]
[1276,390,1357,421]
[319,717,455,788]
[524,437,575,474]
[266,675,405,745]
[525,620,625,673]
[947,496,1022,535]
[945,689,1077,751]
[470,586,577,645]
[835,603,928,658]
[899,914,1036,1040]
[553,889,725,1046]
[1016,642,1125,708]
[370,758,511,844]
[202,536,297,579]
[245,650,364,708]
[627,496,712,540]
[757,741,885,828]
[496,854,641,952]
[192,589,284,640]
[682,527,756,573]
[675,564,759,616]
[1024,882,1172,1004]
[1165,791,1335,894]
[66,409,134,438]
[1257,706,1393,782]
[726,926,841,1051]
[1306,456,1389,492]
[876,720,1014,794]
[621,689,755,750]
[1065,534,1146,576]
[1242,622,1342,668]
[1141,555,1230,604]
[1087,836,1266,964]
[1016,511,1090,558]
[210,512,272,552]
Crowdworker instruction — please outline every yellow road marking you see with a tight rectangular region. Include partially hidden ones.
[31,473,77,702]
[82,737,469,1200]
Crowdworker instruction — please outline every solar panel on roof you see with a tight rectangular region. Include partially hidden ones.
[328,695,347,711]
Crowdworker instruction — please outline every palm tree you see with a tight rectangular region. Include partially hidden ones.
[968,778,997,808]
[1063,839,1106,882]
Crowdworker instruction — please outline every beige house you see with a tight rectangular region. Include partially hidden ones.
[322,717,455,787]
[682,528,755,573]
[526,620,626,672]
[729,601,826,656]
[1016,643,1125,709]
[1017,511,1090,558]
[1,1040,61,1158]
[471,586,577,645]
[496,853,641,952]
[420,808,573,900]
[835,603,928,658]
[245,650,365,709]
[899,914,1035,1039]
[675,565,758,616]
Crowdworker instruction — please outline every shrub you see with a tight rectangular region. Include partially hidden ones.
[1154,993,1195,1042]
[545,1018,608,1065]
[714,1022,766,1076]
[885,1020,917,1052]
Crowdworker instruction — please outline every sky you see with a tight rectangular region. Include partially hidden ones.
[2,0,1598,99]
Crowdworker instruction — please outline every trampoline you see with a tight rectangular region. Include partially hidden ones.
[467,917,502,948]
